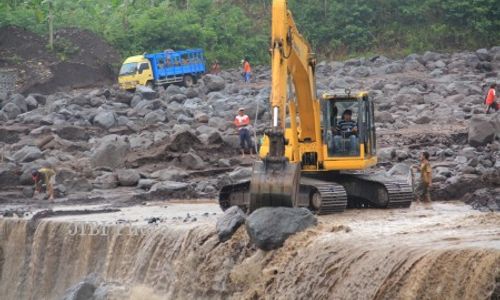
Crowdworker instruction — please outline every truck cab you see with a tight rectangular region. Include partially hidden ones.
[118,49,206,91]
[118,55,153,91]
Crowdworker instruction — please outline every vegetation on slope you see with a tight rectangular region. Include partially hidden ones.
[1,0,499,65]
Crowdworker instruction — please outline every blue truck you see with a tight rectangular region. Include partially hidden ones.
[118,48,206,90]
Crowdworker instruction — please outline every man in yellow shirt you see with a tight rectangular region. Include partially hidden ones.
[414,151,432,203]
[32,167,56,201]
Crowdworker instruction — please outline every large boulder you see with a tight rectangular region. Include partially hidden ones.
[115,169,140,186]
[150,167,188,181]
[13,146,43,162]
[8,93,27,113]
[144,110,166,124]
[93,172,118,189]
[468,115,496,147]
[245,207,317,250]
[149,181,190,198]
[93,111,117,129]
[136,85,158,100]
[25,95,38,111]
[90,135,129,169]
[0,163,20,188]
[203,74,225,92]
[1,102,22,120]
[178,151,206,170]
[216,206,246,242]
[55,125,90,141]
[374,111,395,123]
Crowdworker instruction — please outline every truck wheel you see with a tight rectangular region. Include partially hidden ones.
[183,75,194,87]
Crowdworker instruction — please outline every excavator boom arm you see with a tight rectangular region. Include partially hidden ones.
[270,0,322,163]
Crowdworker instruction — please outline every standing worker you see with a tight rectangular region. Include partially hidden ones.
[242,57,251,84]
[485,83,498,114]
[211,59,221,75]
[234,108,254,158]
[32,167,56,201]
[413,151,432,204]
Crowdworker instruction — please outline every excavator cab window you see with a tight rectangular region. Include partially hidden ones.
[324,99,361,157]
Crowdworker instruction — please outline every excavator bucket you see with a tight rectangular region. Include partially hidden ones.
[249,158,300,212]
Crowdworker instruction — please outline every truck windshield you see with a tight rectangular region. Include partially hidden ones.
[119,63,137,76]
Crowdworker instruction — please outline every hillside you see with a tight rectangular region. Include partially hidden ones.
[1,0,499,65]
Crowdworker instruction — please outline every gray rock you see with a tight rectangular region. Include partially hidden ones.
[165,84,183,96]
[168,93,187,103]
[384,63,403,74]
[414,115,432,124]
[136,85,158,100]
[388,163,411,177]
[229,167,252,181]
[179,151,206,170]
[217,206,246,242]
[144,111,166,124]
[63,282,96,300]
[93,172,118,189]
[374,111,394,123]
[137,179,156,190]
[90,135,129,169]
[114,91,134,105]
[218,158,231,168]
[8,93,27,113]
[93,111,117,129]
[476,48,491,61]
[55,126,90,141]
[246,207,317,250]
[116,169,140,186]
[149,181,190,197]
[130,95,142,108]
[0,163,20,187]
[29,93,46,105]
[194,112,209,123]
[348,66,371,77]
[25,95,38,111]
[13,146,43,162]
[62,274,100,300]
[1,102,22,119]
[0,111,8,122]
[203,74,226,92]
[151,167,188,181]
[468,115,495,147]
[378,147,396,161]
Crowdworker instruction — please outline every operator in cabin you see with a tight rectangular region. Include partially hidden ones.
[333,109,358,154]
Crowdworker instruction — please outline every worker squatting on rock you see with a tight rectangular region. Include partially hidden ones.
[234,108,254,158]
[31,167,56,201]
[485,83,498,114]
[413,151,433,204]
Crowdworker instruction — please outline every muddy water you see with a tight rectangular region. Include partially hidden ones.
[0,202,499,299]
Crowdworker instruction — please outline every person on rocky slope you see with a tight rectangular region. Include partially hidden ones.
[485,83,498,114]
[234,108,254,158]
[414,151,432,204]
[32,167,56,201]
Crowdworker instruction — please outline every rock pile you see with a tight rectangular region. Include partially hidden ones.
[0,46,499,210]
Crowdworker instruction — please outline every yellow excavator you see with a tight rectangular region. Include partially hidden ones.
[219,0,413,214]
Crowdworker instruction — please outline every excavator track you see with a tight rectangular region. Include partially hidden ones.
[300,179,347,214]
[383,181,414,208]
[336,173,414,209]
[219,178,348,214]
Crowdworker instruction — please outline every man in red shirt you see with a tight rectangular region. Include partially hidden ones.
[234,108,254,157]
[485,83,498,114]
